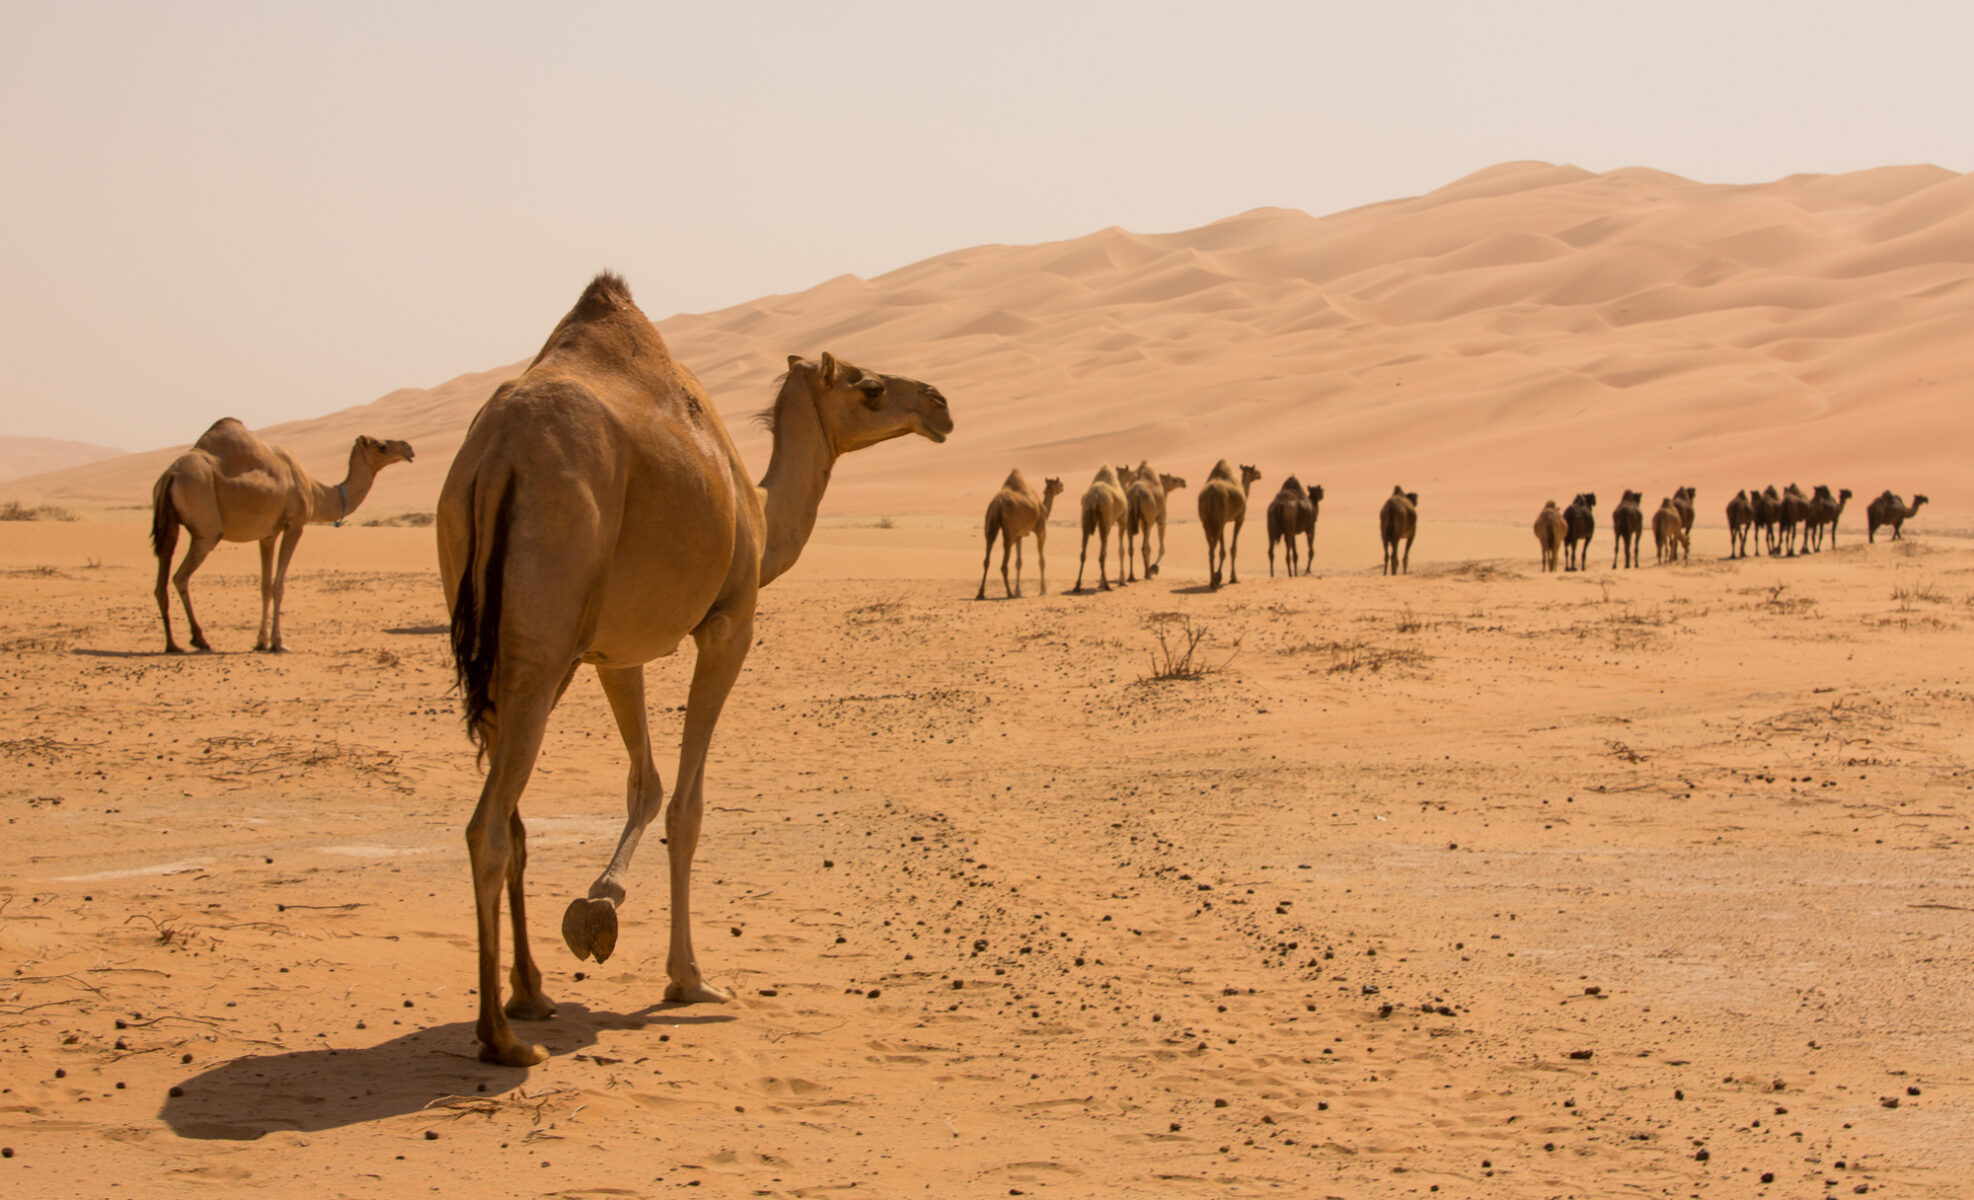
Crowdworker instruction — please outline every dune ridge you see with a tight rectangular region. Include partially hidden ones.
[14,161,1968,522]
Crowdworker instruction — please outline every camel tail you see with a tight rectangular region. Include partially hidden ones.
[150,469,180,562]
[449,477,518,762]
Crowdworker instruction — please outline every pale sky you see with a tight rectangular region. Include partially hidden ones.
[4,0,1969,451]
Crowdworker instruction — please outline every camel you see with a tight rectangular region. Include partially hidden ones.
[1122,463,1166,582]
[1563,492,1597,571]
[1805,486,1851,552]
[1378,486,1419,575]
[1673,486,1697,543]
[1266,475,1315,577]
[149,418,414,653]
[1776,483,1811,556]
[437,274,951,1066]
[1611,489,1644,569]
[1145,471,1188,576]
[1074,465,1129,592]
[1749,486,1779,556]
[1867,491,1928,542]
[1725,489,1754,559]
[1301,483,1324,567]
[1198,461,1261,588]
[1652,497,1688,564]
[976,471,1062,600]
[1533,500,1566,573]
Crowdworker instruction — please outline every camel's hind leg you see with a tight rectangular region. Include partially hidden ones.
[1013,538,1025,598]
[172,532,222,651]
[563,664,666,968]
[1206,525,1224,589]
[660,607,753,1003]
[155,544,183,654]
[976,529,996,601]
[1074,519,1095,592]
[466,686,557,1067]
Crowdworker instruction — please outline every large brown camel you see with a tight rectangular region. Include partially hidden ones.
[1198,461,1261,588]
[1611,489,1644,569]
[1805,486,1851,552]
[149,418,414,653]
[1563,492,1597,571]
[1379,486,1418,576]
[1652,497,1688,564]
[1725,489,1754,559]
[1867,491,1928,542]
[1750,486,1780,555]
[1776,483,1811,556]
[1265,475,1315,577]
[1074,465,1129,592]
[976,470,1062,599]
[1122,463,1166,581]
[1533,500,1565,572]
[437,274,951,1067]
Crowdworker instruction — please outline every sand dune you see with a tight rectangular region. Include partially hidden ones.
[0,436,126,484]
[13,161,1968,526]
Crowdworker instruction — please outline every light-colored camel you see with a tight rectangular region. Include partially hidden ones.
[1867,491,1928,542]
[1673,486,1697,543]
[1074,465,1129,592]
[149,418,414,653]
[1123,462,1165,582]
[1611,489,1643,569]
[1379,486,1419,576]
[976,470,1062,599]
[1725,489,1754,559]
[1777,483,1811,556]
[1652,497,1688,564]
[437,274,951,1066]
[1198,461,1261,588]
[1266,475,1314,577]
[1140,471,1188,577]
[1563,492,1597,571]
[1750,486,1780,555]
[1805,486,1851,552]
[1533,500,1566,572]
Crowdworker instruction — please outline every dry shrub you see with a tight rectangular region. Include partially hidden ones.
[1890,574,1945,608]
[364,511,436,528]
[1141,615,1239,682]
[0,501,78,522]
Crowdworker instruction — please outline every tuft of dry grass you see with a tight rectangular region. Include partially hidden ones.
[363,511,436,528]
[0,501,78,522]
[1140,615,1238,682]
[1890,574,1945,608]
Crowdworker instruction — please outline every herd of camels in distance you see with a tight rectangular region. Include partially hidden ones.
[135,272,1934,1066]
[977,465,1933,599]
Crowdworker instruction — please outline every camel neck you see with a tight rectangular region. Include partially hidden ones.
[310,450,377,525]
[756,380,838,587]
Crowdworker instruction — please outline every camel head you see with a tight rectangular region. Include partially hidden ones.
[1838,488,1852,503]
[1240,464,1262,490]
[1911,494,1929,508]
[784,352,952,450]
[1115,464,1135,484]
[1042,477,1064,503]
[1160,473,1188,494]
[1574,492,1597,509]
[354,435,416,470]
[1406,491,1419,506]
[1307,483,1324,505]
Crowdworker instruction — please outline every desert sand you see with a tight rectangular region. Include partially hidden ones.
[10,162,1972,525]
[2,512,1971,1198]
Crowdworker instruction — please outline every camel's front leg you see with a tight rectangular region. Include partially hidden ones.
[261,526,303,651]
[172,532,221,652]
[1035,528,1048,594]
[661,609,752,1004]
[563,664,666,964]
[1228,517,1245,584]
[254,536,278,650]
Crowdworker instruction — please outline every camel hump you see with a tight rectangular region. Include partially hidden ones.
[1000,468,1027,491]
[571,271,634,320]
[191,417,277,473]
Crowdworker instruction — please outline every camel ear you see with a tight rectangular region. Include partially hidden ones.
[787,354,804,371]
[818,352,839,388]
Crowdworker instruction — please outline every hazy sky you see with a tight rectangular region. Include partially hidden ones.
[5,0,1969,451]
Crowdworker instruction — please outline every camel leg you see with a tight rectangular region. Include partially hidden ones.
[975,531,994,601]
[466,689,556,1067]
[1036,527,1048,594]
[562,663,667,968]
[172,532,222,652]
[155,543,183,654]
[1013,538,1024,598]
[1113,521,1128,587]
[660,609,752,1004]
[1229,517,1244,585]
[1000,533,1015,599]
[1075,528,1091,592]
[1097,526,1112,592]
[261,526,303,652]
[1139,525,1153,582]
[254,536,278,650]
[1206,527,1222,589]
[1401,535,1413,574]
[1153,518,1167,578]
[502,808,555,1019]
[1267,534,1276,578]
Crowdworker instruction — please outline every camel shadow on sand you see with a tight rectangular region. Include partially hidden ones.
[159,1001,733,1141]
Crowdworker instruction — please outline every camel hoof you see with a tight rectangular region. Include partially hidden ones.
[479,1040,549,1067]
[663,980,733,1005]
[561,896,619,963]
[504,992,558,1021]
[191,638,211,652]
[165,644,185,655]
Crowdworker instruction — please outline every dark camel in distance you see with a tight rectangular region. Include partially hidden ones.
[976,470,1062,599]
[1750,486,1780,555]
[1563,492,1597,571]
[1198,461,1261,589]
[437,274,952,1066]
[1266,475,1315,577]
[1611,489,1643,568]
[1776,484,1811,556]
[150,418,414,653]
[1379,486,1419,575]
[1533,500,1565,573]
[1867,491,1928,542]
[1726,489,1755,559]
[1805,486,1851,552]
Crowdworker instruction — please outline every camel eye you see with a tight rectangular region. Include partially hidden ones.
[857,379,885,398]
